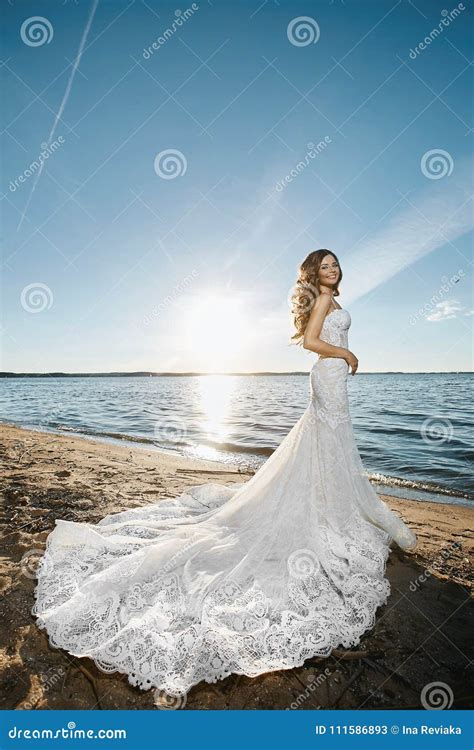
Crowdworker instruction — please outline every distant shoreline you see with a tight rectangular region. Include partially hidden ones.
[1,371,472,378]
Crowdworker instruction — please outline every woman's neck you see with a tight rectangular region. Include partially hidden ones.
[319,285,334,296]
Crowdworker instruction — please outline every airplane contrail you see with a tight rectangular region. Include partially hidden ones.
[341,155,473,305]
[17,0,100,231]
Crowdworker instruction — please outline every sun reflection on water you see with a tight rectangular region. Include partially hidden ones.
[191,375,238,461]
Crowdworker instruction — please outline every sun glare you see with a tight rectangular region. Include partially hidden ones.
[183,294,248,372]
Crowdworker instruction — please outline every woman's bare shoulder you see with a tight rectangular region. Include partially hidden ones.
[312,293,333,314]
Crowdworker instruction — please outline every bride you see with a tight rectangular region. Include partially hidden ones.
[33,249,417,698]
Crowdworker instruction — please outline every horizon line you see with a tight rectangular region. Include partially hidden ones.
[0,370,472,378]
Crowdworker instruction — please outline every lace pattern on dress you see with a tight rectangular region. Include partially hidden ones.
[33,512,392,696]
[310,309,351,429]
[32,305,417,696]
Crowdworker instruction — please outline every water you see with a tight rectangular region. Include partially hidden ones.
[0,373,472,505]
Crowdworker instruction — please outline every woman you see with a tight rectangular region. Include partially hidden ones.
[33,249,417,698]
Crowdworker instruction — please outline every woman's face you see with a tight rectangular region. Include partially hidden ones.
[318,254,340,287]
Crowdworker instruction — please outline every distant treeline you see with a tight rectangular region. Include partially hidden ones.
[0,371,310,378]
[0,371,468,378]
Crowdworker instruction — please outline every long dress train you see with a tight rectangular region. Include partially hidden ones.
[32,308,417,696]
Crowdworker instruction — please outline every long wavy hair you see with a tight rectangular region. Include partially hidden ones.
[290,249,342,345]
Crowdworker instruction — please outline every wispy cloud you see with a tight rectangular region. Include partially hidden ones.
[426,299,472,322]
[341,156,473,305]
[232,177,283,260]
[17,0,99,231]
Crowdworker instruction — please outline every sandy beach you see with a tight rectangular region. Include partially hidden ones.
[1,422,472,710]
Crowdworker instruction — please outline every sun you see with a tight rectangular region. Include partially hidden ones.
[182,294,248,372]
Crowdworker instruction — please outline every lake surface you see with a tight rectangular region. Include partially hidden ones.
[1,373,472,505]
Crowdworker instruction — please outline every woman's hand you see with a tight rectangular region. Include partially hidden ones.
[345,350,359,375]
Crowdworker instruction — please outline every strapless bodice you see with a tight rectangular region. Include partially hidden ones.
[319,308,351,348]
[310,308,351,429]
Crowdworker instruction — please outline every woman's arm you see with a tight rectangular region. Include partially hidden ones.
[303,296,358,374]
[302,295,347,357]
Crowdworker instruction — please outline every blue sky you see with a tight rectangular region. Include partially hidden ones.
[2,0,473,373]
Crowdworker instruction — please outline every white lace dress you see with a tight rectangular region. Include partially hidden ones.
[33,308,417,696]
